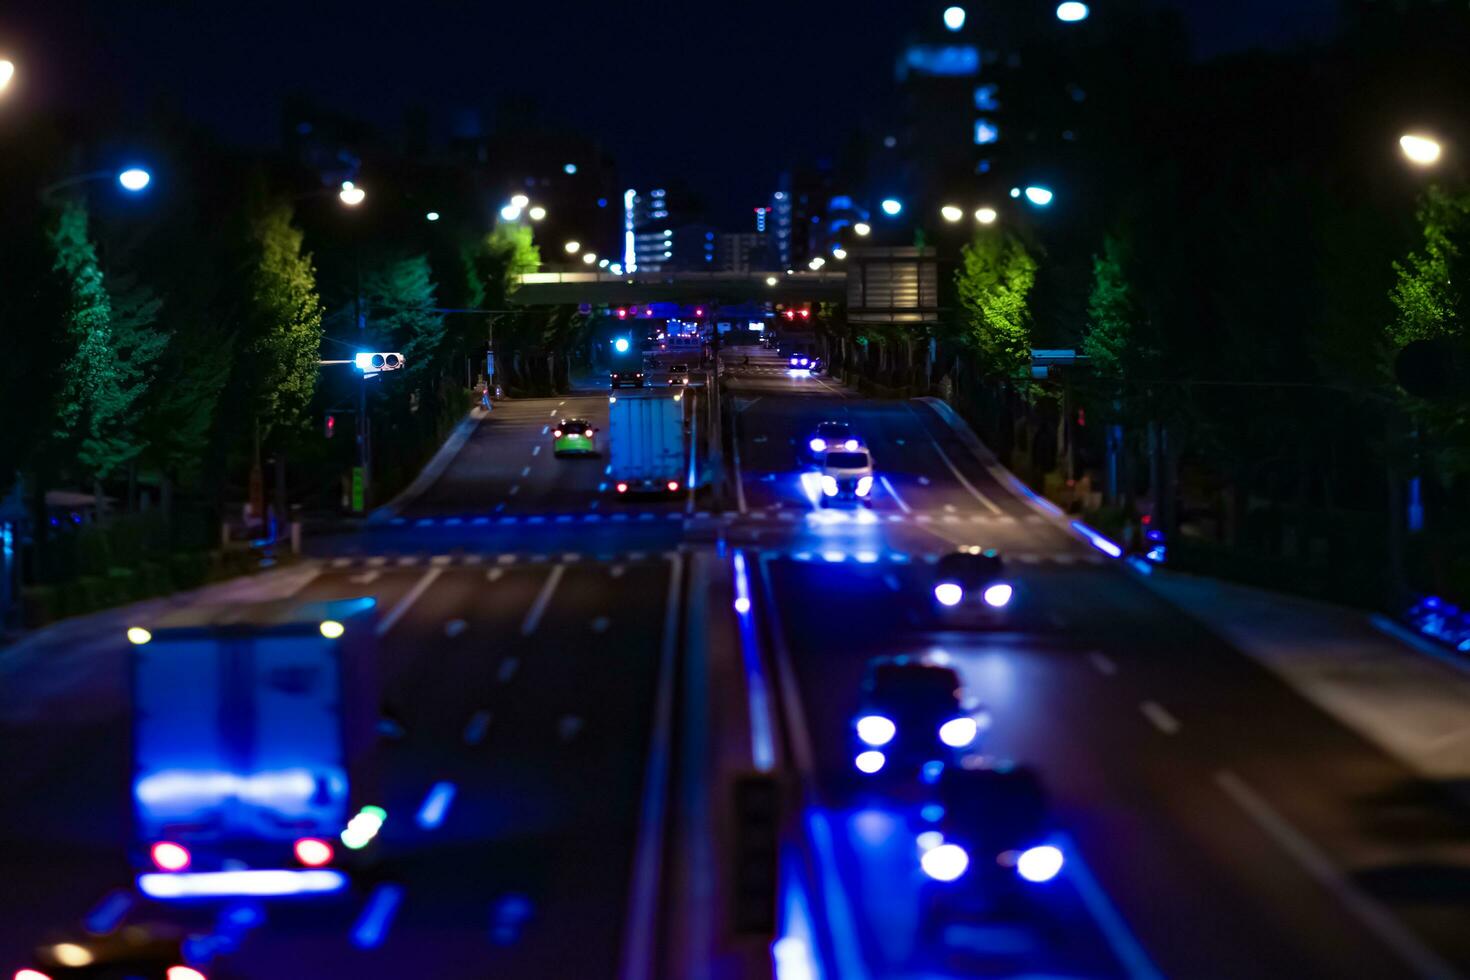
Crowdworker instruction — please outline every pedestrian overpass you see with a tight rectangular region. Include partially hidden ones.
[510,269,846,306]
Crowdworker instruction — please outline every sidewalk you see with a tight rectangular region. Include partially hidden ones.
[1137,568,1470,791]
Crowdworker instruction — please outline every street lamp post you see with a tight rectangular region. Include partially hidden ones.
[0,59,16,96]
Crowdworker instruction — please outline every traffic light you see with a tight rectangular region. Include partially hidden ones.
[325,413,337,439]
[353,352,406,375]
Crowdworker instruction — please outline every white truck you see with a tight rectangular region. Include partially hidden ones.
[129,596,381,900]
[608,391,687,495]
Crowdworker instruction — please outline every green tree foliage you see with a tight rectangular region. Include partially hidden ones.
[365,254,445,377]
[954,230,1037,376]
[244,204,324,441]
[47,201,164,478]
[1389,184,1470,347]
[1083,233,1142,379]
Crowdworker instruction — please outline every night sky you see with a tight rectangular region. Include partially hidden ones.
[3,0,1338,220]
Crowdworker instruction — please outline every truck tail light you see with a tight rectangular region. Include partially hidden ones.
[553,429,562,437]
[151,841,191,872]
[667,481,680,492]
[294,837,334,867]
[616,483,629,493]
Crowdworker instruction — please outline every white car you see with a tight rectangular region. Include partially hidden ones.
[819,449,875,506]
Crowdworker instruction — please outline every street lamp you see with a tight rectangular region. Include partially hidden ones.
[582,252,598,264]
[338,180,365,206]
[499,204,522,221]
[1056,2,1090,22]
[880,198,903,217]
[1400,133,1442,167]
[1023,186,1054,207]
[853,222,871,237]
[425,211,440,222]
[809,256,826,270]
[940,205,964,222]
[510,194,529,209]
[942,6,966,31]
[118,168,152,192]
[832,247,848,260]
[528,205,546,221]
[0,58,14,94]
[564,240,581,255]
[975,207,998,224]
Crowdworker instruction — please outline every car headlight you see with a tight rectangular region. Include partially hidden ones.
[920,842,970,882]
[855,714,896,747]
[938,716,978,747]
[1017,845,1064,883]
[821,475,838,496]
[933,582,963,606]
[845,439,859,451]
[855,476,873,497]
[809,437,826,453]
[982,583,1013,608]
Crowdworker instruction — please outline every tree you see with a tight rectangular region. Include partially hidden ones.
[1083,233,1145,379]
[47,201,162,483]
[955,229,1037,376]
[1389,183,1470,347]
[244,204,324,442]
[365,254,445,377]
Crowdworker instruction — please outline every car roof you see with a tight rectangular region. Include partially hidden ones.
[936,551,1004,579]
[863,659,961,704]
[560,418,592,427]
[817,421,852,433]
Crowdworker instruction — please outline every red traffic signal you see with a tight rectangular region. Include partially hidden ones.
[325,414,336,438]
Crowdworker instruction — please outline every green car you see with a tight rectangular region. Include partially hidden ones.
[553,418,599,456]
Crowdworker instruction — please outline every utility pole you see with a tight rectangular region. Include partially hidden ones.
[354,250,371,513]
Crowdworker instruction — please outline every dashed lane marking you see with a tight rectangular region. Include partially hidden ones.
[1140,700,1181,735]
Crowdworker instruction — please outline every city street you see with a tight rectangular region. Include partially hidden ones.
[4,346,1469,978]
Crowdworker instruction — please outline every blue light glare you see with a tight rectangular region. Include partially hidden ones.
[943,5,966,30]
[974,119,999,145]
[1024,186,1055,206]
[1072,520,1123,557]
[903,44,980,77]
[563,163,578,174]
[1018,845,1065,882]
[880,198,903,216]
[352,883,405,948]
[1056,1,1090,22]
[139,870,347,899]
[614,337,631,353]
[974,83,1000,110]
[415,781,457,830]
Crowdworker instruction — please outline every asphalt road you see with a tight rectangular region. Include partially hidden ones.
[3,344,1469,979]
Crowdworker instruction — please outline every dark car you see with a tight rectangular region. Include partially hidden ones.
[610,368,645,388]
[930,549,1013,624]
[851,655,987,780]
[15,922,207,980]
[806,420,862,459]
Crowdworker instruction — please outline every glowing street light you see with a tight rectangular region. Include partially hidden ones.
[853,222,872,237]
[582,252,598,264]
[1023,186,1054,207]
[118,168,152,192]
[942,6,966,31]
[832,247,848,260]
[975,207,998,224]
[528,205,547,221]
[499,204,522,221]
[564,240,581,254]
[765,275,779,286]
[809,256,826,270]
[940,205,964,222]
[510,194,529,209]
[1400,133,1442,167]
[338,180,365,206]
[0,58,14,94]
[1056,1,1090,22]
[425,211,440,222]
[880,198,903,217]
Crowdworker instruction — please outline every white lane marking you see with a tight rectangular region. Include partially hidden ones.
[549,409,559,417]
[396,555,418,567]
[367,556,387,567]
[463,710,492,745]
[331,557,351,569]
[415,781,457,829]
[542,425,550,434]
[284,567,323,597]
[532,445,541,456]
[1215,770,1462,979]
[431,554,452,566]
[498,657,519,682]
[558,401,566,406]
[591,615,611,633]
[351,883,404,949]
[376,568,443,636]
[1089,651,1118,676]
[619,553,684,980]
[496,554,517,565]
[944,503,958,513]
[563,552,582,563]
[557,715,584,741]
[1056,832,1165,980]
[444,618,467,638]
[509,484,520,496]
[610,564,626,578]
[464,554,483,564]
[521,466,532,477]
[520,564,566,635]
[487,567,505,581]
[1140,700,1181,735]
[879,475,912,513]
[350,570,380,585]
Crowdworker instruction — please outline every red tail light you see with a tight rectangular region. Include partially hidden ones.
[294,837,334,867]
[616,483,629,493]
[552,429,562,437]
[151,841,191,872]
[167,968,207,980]
[667,481,680,492]
[584,429,594,438]
[16,970,54,980]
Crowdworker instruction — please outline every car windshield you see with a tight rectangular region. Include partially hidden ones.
[671,364,687,371]
[937,553,1003,581]
[824,452,869,469]
[817,423,851,438]
[868,664,960,707]
[561,420,591,431]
